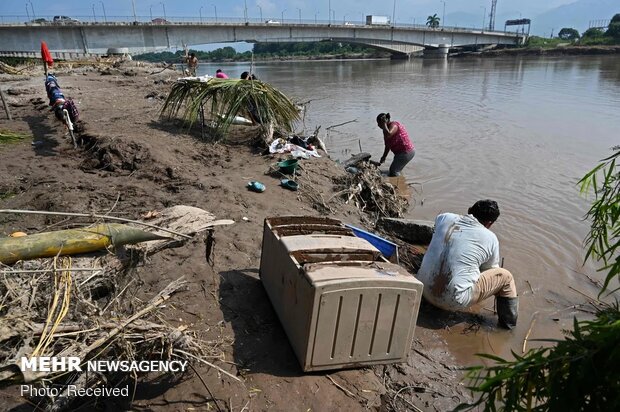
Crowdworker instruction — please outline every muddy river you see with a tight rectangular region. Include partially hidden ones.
[197,55,620,364]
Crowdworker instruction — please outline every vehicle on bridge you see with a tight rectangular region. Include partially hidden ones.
[265,20,281,25]
[53,16,79,24]
[30,18,48,24]
[151,18,170,24]
[366,15,390,26]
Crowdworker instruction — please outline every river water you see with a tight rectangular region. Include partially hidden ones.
[197,56,620,364]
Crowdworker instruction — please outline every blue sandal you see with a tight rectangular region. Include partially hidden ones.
[280,179,299,191]
[247,181,266,192]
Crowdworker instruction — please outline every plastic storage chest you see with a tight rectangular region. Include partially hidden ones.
[259,216,423,372]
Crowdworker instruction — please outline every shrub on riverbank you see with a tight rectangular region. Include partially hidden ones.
[525,36,571,48]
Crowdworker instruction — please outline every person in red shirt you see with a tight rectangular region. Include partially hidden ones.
[215,69,229,79]
[377,112,415,176]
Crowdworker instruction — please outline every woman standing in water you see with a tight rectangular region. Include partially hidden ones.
[377,112,415,177]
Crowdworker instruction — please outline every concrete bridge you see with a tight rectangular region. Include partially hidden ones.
[0,21,525,59]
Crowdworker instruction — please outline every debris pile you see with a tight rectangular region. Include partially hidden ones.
[0,206,234,411]
[333,162,409,221]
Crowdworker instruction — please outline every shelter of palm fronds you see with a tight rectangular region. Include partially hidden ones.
[160,78,300,144]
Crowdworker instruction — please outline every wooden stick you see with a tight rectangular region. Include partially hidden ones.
[525,279,534,295]
[326,119,357,130]
[568,285,598,303]
[0,209,194,239]
[0,88,12,120]
[392,386,424,412]
[326,375,357,399]
[101,278,136,314]
[188,362,224,412]
[522,311,539,353]
[175,349,242,383]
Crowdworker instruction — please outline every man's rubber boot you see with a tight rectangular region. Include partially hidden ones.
[496,296,519,329]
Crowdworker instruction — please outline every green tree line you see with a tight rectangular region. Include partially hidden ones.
[134,42,386,63]
[526,13,620,47]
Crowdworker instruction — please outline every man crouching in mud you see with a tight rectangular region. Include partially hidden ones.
[416,200,518,329]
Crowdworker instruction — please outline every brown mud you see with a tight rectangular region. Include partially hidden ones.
[0,63,478,411]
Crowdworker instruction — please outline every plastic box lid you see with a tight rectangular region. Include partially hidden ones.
[303,261,415,285]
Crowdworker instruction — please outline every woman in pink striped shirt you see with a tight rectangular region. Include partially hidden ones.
[377,113,415,177]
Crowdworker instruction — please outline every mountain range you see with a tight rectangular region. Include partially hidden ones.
[441,0,617,36]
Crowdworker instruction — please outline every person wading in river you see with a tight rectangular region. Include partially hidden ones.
[416,199,519,329]
[376,113,415,177]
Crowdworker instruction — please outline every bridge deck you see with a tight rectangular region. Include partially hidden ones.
[0,21,525,58]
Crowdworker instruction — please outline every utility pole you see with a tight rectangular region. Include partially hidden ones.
[100,1,107,22]
[392,0,396,26]
[131,0,137,22]
[441,0,445,27]
[29,0,35,20]
[488,0,497,31]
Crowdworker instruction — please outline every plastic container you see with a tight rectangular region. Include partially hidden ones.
[259,216,422,372]
[278,159,299,174]
[345,224,399,263]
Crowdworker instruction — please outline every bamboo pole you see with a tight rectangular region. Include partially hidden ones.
[0,209,193,239]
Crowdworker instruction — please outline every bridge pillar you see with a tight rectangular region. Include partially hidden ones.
[423,44,449,58]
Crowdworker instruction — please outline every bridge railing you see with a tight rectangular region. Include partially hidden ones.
[0,14,522,36]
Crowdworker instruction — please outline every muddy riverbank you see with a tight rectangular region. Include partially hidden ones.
[0,62,476,411]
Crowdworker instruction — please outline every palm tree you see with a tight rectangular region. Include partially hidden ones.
[426,14,440,28]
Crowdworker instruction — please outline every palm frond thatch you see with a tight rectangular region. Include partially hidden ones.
[160,78,300,139]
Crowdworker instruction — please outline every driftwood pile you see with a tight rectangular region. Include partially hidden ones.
[333,162,409,221]
[0,256,203,410]
[295,154,409,221]
[0,206,234,411]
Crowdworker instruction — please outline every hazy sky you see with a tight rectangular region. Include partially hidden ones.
[0,0,580,23]
[2,0,615,50]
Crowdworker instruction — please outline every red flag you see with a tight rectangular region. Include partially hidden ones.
[41,41,53,67]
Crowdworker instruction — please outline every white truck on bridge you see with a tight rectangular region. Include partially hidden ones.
[366,15,390,26]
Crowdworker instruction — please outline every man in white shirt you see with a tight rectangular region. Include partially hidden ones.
[417,200,518,329]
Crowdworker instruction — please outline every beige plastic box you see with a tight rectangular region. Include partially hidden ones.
[259,216,423,372]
